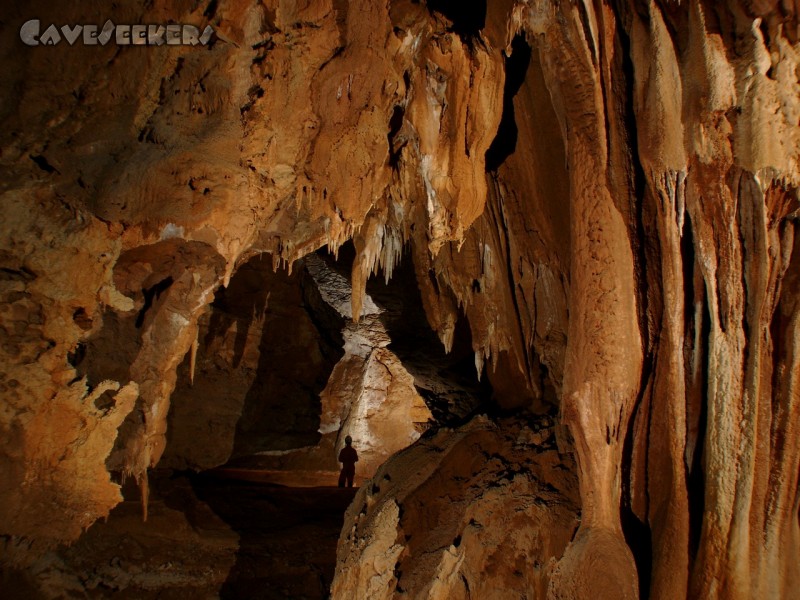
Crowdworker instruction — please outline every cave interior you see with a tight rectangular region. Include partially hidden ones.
[2,0,800,599]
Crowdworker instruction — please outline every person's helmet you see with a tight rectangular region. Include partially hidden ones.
[345,435,353,445]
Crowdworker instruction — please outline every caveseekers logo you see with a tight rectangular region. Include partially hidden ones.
[20,19,215,46]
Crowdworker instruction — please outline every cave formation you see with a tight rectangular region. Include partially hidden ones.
[1,0,800,598]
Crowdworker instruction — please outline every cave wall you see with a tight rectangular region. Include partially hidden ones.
[161,253,343,470]
[0,0,504,563]
[1,0,799,598]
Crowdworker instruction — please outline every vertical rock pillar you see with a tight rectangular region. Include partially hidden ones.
[523,2,643,598]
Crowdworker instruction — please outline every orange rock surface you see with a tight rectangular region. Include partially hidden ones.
[1,0,799,598]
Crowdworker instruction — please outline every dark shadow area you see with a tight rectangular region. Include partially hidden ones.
[687,256,710,565]
[427,0,487,40]
[0,570,46,600]
[621,482,653,599]
[620,334,654,599]
[163,254,346,471]
[485,34,532,172]
[135,276,173,328]
[387,104,406,169]
[188,471,358,600]
[4,467,356,599]
[212,255,344,456]
[616,15,654,596]
[30,153,59,174]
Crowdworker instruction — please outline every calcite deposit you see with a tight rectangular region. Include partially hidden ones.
[331,416,580,600]
[1,0,799,598]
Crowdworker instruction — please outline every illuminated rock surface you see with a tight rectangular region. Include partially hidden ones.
[1,0,799,598]
[331,416,579,600]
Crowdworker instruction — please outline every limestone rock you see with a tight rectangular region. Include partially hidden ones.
[330,416,579,600]
[0,0,799,597]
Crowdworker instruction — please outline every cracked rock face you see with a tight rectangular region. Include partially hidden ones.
[1,0,800,598]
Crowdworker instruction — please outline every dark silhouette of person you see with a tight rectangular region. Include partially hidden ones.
[338,435,358,488]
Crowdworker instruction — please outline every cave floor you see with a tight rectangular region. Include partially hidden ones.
[12,471,358,599]
[191,472,359,599]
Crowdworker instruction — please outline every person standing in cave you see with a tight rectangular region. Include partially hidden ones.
[337,435,358,488]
